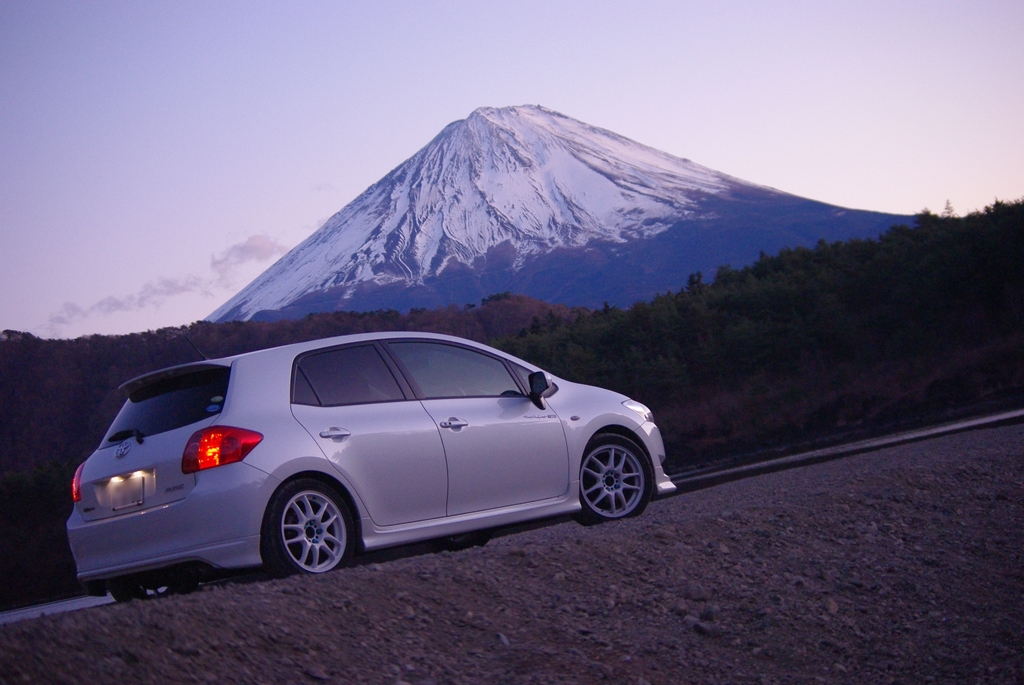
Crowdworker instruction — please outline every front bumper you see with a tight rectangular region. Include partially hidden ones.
[634,421,677,498]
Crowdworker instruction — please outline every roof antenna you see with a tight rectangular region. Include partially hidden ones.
[182,334,209,361]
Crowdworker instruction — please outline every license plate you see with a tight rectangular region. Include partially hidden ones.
[111,476,145,511]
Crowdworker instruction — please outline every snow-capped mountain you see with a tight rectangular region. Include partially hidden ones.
[210,106,907,322]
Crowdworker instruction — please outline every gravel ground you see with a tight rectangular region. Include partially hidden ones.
[2,424,1022,685]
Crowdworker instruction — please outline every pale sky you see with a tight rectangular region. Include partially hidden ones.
[2,1,1021,338]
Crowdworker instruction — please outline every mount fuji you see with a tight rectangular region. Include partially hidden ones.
[209,106,908,322]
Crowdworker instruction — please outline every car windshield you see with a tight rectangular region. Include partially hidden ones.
[100,367,230,446]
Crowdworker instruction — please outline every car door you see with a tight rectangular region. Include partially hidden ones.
[384,341,569,516]
[290,343,449,527]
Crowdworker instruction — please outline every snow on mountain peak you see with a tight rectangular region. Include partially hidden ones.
[208,105,750,322]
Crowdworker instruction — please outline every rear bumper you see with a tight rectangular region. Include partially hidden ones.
[67,462,275,581]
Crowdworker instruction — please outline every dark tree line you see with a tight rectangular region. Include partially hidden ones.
[1,198,1021,610]
[497,199,1024,462]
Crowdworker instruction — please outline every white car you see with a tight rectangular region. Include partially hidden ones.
[67,332,676,600]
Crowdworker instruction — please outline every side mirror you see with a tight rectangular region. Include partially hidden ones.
[528,371,551,409]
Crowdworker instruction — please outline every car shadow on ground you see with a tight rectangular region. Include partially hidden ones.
[205,513,579,592]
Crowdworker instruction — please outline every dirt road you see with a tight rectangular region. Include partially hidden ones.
[2,424,1021,684]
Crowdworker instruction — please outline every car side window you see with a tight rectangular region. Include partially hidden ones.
[294,345,405,406]
[387,342,521,399]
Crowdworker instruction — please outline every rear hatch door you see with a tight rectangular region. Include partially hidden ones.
[76,364,230,522]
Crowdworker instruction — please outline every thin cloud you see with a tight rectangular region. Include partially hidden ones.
[44,234,290,335]
[46,275,209,328]
[210,235,289,287]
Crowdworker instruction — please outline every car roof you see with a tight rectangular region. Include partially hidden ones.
[119,331,535,395]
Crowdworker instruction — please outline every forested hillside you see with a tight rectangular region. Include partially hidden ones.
[1,199,1021,610]
[499,199,1024,463]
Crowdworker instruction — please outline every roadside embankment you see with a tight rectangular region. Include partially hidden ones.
[1,424,1021,684]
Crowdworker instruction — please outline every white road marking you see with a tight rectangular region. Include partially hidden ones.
[0,594,114,626]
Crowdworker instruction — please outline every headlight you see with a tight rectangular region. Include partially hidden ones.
[622,399,653,423]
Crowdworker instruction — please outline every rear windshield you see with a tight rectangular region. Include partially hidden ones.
[100,368,231,447]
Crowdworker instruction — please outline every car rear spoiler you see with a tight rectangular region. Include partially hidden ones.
[119,362,232,396]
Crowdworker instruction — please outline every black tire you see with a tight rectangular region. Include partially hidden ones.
[107,576,147,603]
[107,567,199,602]
[261,478,355,578]
[162,566,200,595]
[575,434,653,525]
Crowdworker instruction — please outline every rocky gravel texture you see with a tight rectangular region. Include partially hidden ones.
[2,424,1023,685]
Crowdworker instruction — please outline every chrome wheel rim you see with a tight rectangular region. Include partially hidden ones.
[281,490,346,573]
[580,444,645,518]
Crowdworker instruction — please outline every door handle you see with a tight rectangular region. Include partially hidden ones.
[319,427,351,441]
[439,418,469,430]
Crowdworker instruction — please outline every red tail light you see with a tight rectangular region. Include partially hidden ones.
[72,462,85,502]
[182,426,263,474]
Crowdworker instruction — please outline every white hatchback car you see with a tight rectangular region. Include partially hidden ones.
[67,332,675,600]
